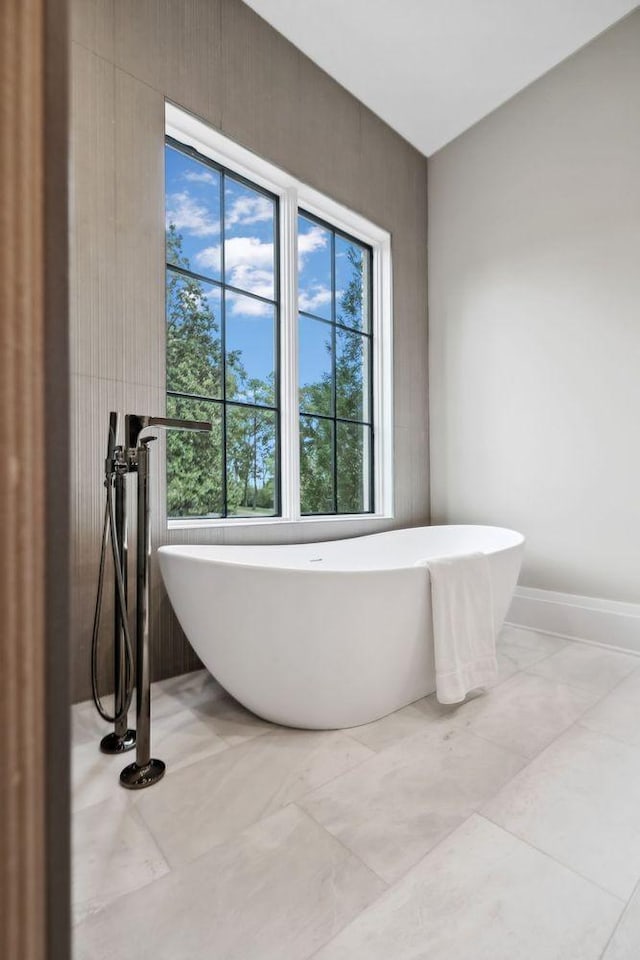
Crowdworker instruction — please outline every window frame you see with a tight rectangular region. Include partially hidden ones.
[165,101,393,529]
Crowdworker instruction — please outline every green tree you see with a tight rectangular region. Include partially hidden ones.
[300,245,369,513]
[165,223,368,518]
[226,376,276,513]
[165,225,276,517]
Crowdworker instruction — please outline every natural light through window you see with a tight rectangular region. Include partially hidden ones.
[164,103,393,527]
[298,213,373,514]
[165,140,279,519]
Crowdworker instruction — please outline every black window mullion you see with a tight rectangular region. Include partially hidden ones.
[167,390,223,407]
[299,411,371,429]
[168,263,278,309]
[298,308,372,338]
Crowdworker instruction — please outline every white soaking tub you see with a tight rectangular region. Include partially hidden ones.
[158,525,524,730]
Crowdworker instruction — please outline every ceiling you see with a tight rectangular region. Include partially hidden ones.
[244,0,638,156]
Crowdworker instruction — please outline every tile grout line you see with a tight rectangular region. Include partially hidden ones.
[479,810,628,907]
[599,874,640,959]
[72,798,173,925]
[506,623,640,661]
[485,661,640,788]
[294,675,563,895]
[73,638,639,955]
[573,719,640,758]
[344,636,595,767]
[521,646,640,700]
[577,716,640,752]
[472,670,640,915]
[73,637,640,945]
[68,639,585,826]
[302,809,500,960]
[129,729,378,868]
[449,650,640,768]
[306,797,627,960]
[325,635,568,763]
[296,801,391,888]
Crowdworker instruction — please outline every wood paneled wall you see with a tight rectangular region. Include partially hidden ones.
[1,0,70,956]
[0,1,46,954]
[70,0,430,701]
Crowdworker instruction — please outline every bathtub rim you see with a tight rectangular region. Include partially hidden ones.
[158,524,525,575]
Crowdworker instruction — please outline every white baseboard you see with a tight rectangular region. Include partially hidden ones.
[506,586,640,657]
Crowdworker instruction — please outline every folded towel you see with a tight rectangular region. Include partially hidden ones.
[420,552,497,704]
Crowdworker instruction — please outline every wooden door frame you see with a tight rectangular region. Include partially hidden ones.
[0,1,70,958]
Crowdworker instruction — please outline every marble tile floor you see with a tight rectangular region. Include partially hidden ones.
[72,627,640,959]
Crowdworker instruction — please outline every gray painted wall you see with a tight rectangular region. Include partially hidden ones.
[429,12,640,603]
[70,0,429,701]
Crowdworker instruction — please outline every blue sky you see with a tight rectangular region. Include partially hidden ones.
[165,143,367,404]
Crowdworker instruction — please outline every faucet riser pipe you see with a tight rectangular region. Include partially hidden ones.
[120,440,165,788]
[114,471,127,737]
[136,442,151,766]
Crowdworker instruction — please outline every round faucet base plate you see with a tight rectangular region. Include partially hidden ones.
[120,758,166,790]
[100,729,136,754]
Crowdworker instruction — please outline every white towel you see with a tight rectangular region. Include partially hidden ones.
[420,552,497,704]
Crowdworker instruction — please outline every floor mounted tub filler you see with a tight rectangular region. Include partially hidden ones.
[158,525,525,730]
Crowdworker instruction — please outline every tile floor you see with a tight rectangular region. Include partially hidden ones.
[72,626,640,959]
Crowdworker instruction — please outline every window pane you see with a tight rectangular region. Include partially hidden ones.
[336,328,369,422]
[298,214,332,320]
[165,144,221,281]
[300,416,334,514]
[336,422,371,513]
[335,235,369,332]
[226,406,278,517]
[299,314,332,417]
[166,396,223,518]
[225,291,276,406]
[166,269,222,399]
[224,177,276,300]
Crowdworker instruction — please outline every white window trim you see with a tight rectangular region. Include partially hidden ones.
[165,101,394,529]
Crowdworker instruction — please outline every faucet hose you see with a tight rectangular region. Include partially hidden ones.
[91,479,135,724]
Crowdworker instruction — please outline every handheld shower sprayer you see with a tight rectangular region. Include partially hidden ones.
[91,411,212,788]
[91,412,136,753]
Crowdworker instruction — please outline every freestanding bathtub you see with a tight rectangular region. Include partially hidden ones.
[158,525,524,730]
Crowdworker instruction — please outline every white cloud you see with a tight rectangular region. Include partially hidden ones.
[299,283,331,314]
[194,244,221,274]
[194,236,274,316]
[183,169,217,184]
[224,237,274,305]
[227,292,271,318]
[166,191,219,237]
[225,194,273,229]
[225,236,273,271]
[298,224,328,269]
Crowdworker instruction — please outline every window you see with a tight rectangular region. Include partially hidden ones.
[165,103,392,527]
[298,213,373,514]
[165,140,280,518]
